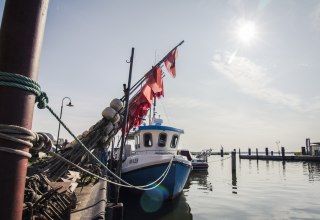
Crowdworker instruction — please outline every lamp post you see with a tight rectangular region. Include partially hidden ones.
[56,97,74,152]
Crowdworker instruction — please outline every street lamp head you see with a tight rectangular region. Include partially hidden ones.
[66,101,73,107]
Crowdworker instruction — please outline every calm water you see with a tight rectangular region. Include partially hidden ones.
[121,155,320,220]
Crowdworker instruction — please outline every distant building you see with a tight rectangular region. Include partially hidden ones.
[310,142,320,156]
[306,138,320,156]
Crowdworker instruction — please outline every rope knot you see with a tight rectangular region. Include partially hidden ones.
[33,132,53,153]
[36,92,49,109]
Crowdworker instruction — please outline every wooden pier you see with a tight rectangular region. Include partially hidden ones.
[239,155,320,162]
[239,146,320,162]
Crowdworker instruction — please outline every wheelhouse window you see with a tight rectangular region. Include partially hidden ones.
[170,135,179,148]
[135,135,140,149]
[143,133,153,147]
[158,133,167,147]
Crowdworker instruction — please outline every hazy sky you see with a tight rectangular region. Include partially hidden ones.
[1,0,320,152]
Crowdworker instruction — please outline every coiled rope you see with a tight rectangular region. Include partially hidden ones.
[0,124,52,158]
[0,71,174,190]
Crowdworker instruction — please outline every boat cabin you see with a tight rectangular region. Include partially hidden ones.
[177,149,193,161]
[133,124,184,154]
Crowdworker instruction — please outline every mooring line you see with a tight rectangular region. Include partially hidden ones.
[0,71,175,190]
[207,155,232,163]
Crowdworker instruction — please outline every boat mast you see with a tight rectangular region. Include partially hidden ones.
[152,95,157,122]
[116,47,134,203]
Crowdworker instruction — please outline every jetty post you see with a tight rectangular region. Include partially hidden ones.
[265,147,269,156]
[281,147,285,158]
[231,149,236,172]
[301,147,306,155]
[256,148,258,158]
[238,148,241,158]
[221,148,224,157]
[271,151,274,156]
[0,0,49,219]
[248,148,251,156]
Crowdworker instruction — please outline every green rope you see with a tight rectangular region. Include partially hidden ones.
[0,71,128,185]
[0,71,48,109]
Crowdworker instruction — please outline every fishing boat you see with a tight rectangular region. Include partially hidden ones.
[121,118,192,200]
[178,149,211,171]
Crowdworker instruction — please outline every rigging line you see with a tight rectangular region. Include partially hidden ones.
[121,40,184,101]
[49,151,174,190]
[207,155,232,163]
[0,71,174,189]
[44,107,175,190]
[158,98,171,126]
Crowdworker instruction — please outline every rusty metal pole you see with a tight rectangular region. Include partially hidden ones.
[0,0,49,219]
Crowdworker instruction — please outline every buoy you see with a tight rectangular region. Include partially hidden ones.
[104,122,114,136]
[110,98,123,112]
[82,130,89,137]
[102,107,120,123]
[112,113,120,123]
[88,124,95,132]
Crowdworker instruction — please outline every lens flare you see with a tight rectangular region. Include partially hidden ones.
[140,186,169,213]
[236,20,257,44]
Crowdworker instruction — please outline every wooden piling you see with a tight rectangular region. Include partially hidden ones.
[265,147,269,156]
[248,148,251,156]
[0,1,49,219]
[231,150,236,172]
[238,148,241,158]
[271,151,273,156]
[221,148,224,157]
[301,147,306,155]
[256,148,258,157]
[281,147,285,158]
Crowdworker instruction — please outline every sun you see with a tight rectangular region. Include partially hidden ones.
[236,20,257,44]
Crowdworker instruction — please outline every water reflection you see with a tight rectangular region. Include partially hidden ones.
[266,159,269,170]
[282,161,286,180]
[184,171,212,192]
[121,191,192,220]
[231,171,237,194]
[303,162,320,182]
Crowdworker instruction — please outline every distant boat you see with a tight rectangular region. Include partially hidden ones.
[178,149,211,171]
[121,118,192,200]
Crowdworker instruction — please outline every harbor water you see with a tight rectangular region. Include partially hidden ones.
[121,155,320,220]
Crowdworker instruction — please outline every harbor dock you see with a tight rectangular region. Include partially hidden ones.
[239,154,320,162]
[239,144,320,162]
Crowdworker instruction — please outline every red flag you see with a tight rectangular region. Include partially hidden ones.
[164,48,178,78]
[141,84,153,104]
[146,67,164,98]
[128,93,151,130]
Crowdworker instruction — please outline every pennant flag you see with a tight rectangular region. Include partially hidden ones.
[164,48,178,78]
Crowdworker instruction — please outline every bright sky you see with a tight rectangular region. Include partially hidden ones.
[1,0,320,152]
